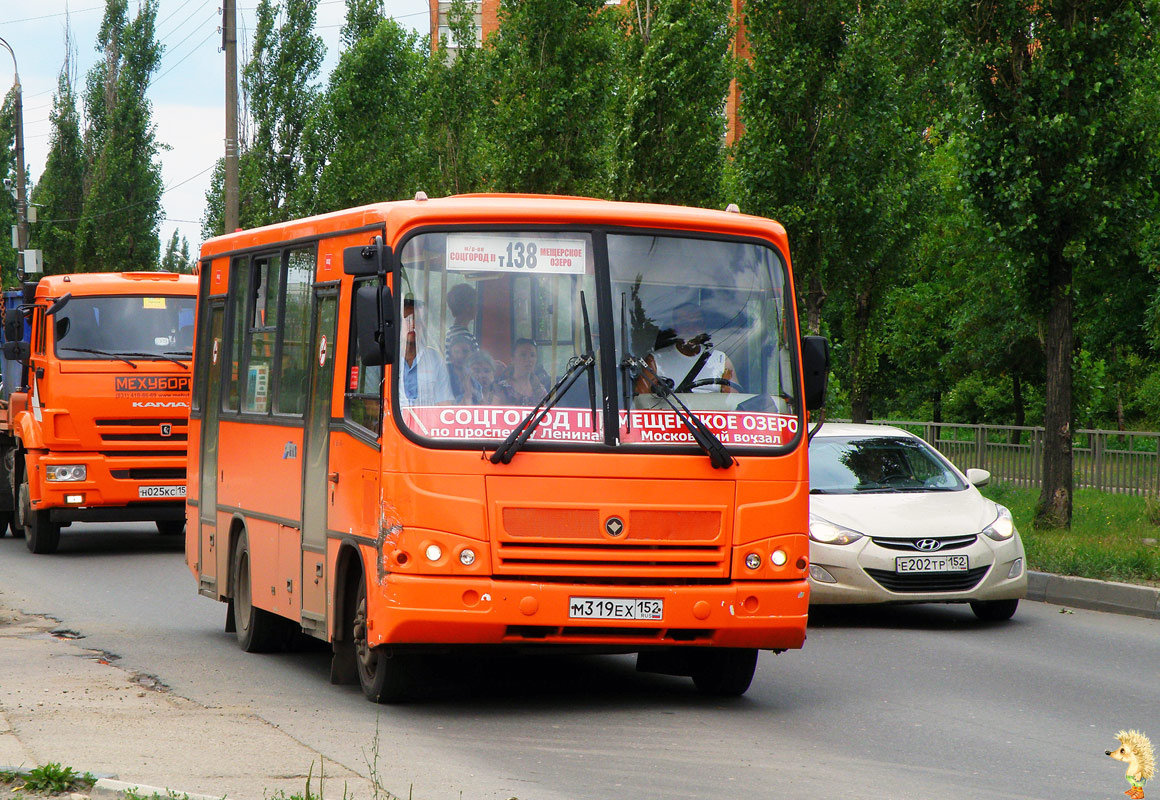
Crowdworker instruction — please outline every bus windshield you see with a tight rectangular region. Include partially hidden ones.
[54,295,197,360]
[396,228,800,450]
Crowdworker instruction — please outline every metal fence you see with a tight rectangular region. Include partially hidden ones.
[846,420,1160,496]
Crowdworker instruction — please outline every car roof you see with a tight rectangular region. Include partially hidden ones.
[809,422,919,441]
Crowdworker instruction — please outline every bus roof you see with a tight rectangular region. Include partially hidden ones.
[34,272,198,298]
[199,194,790,260]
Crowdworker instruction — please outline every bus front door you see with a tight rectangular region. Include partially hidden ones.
[300,288,338,635]
[198,300,225,596]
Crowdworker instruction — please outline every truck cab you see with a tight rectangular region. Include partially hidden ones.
[0,272,198,553]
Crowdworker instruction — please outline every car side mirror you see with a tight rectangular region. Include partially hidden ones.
[965,468,991,487]
[2,340,30,363]
[800,335,830,412]
[355,284,395,366]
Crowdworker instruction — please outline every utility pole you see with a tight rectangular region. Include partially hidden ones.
[223,0,239,233]
[0,37,28,276]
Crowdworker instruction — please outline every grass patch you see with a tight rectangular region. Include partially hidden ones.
[982,484,1160,585]
[0,763,96,795]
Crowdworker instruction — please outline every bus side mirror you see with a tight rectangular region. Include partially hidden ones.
[355,284,395,366]
[801,335,830,412]
[344,238,391,277]
[2,341,29,363]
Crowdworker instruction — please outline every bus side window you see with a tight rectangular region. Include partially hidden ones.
[345,276,382,436]
[274,248,314,416]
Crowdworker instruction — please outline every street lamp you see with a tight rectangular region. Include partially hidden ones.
[0,36,28,277]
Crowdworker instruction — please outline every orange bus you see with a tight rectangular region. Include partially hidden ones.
[186,194,829,701]
[0,272,198,554]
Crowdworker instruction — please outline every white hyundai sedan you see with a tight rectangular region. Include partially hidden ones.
[807,423,1027,620]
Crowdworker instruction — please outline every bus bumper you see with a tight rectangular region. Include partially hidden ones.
[367,576,809,651]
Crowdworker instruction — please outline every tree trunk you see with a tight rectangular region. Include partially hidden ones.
[1012,373,1023,445]
[848,289,873,424]
[1035,253,1073,529]
[805,271,826,335]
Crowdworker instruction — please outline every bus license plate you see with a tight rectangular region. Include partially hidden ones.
[569,597,663,621]
[896,554,968,573]
[139,485,186,499]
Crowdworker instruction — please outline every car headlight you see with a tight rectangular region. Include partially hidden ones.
[809,514,864,545]
[982,505,1016,541]
[46,464,86,482]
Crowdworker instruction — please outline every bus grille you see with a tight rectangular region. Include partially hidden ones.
[495,508,728,578]
[96,419,188,446]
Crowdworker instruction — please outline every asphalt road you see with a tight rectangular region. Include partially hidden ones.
[0,522,1156,800]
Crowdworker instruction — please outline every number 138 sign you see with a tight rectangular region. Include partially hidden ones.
[446,234,586,275]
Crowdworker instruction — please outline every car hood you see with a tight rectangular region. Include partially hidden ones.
[810,489,999,539]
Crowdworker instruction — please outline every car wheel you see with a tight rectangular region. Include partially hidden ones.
[970,598,1019,621]
[690,648,759,696]
[353,578,416,703]
[230,532,291,652]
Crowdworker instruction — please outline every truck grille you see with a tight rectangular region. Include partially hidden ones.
[96,418,188,445]
[495,508,728,579]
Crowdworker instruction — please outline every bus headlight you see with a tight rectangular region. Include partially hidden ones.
[770,549,788,566]
[744,552,761,570]
[46,465,86,482]
[459,548,476,566]
[424,544,443,562]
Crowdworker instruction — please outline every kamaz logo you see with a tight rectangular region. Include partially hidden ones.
[116,376,191,393]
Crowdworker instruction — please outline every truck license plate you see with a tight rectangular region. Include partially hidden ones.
[569,597,663,621]
[895,554,968,573]
[139,485,186,499]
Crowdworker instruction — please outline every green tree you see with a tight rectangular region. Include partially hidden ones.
[0,89,19,288]
[949,0,1160,528]
[483,0,620,195]
[31,40,85,276]
[159,229,193,273]
[299,2,426,213]
[77,0,165,271]
[612,0,732,207]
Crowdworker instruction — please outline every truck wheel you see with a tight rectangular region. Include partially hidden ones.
[352,578,416,703]
[25,509,61,555]
[230,531,290,653]
[690,648,759,697]
[156,519,185,536]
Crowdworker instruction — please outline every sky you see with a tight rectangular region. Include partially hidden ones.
[1,0,431,260]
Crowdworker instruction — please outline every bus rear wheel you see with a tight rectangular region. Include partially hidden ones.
[690,648,759,697]
[352,579,415,703]
[230,532,291,653]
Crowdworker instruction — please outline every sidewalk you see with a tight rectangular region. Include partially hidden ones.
[0,606,380,800]
[2,571,1157,800]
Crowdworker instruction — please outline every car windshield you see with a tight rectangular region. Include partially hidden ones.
[393,228,800,452]
[54,295,196,360]
[809,435,967,493]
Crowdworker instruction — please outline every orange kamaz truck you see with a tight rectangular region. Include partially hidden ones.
[0,272,198,554]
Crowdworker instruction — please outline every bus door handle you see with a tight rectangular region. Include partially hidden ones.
[328,472,340,484]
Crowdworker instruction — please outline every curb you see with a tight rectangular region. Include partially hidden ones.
[1028,570,1160,619]
[91,778,223,800]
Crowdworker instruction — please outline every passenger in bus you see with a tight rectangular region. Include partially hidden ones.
[645,302,737,393]
[498,338,551,406]
[400,298,454,406]
[467,350,505,405]
[446,332,482,405]
[444,283,479,353]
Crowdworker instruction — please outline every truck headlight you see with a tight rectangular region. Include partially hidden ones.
[46,465,86,482]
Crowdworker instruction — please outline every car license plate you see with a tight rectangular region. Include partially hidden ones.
[569,597,663,621]
[139,485,186,499]
[896,554,968,573]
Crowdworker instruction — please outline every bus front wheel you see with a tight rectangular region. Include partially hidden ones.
[352,579,415,703]
[690,648,759,697]
[230,532,290,653]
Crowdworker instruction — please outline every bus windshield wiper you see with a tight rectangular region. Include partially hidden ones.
[115,351,190,369]
[490,292,598,465]
[60,347,139,368]
[622,354,735,470]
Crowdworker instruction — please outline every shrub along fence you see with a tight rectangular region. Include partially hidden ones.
[847,420,1160,497]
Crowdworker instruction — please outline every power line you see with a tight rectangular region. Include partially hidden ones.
[36,163,216,224]
[3,6,103,24]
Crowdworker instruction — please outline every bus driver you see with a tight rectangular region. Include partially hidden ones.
[645,302,738,394]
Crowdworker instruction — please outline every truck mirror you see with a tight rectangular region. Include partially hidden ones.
[355,284,395,366]
[3,315,23,343]
[801,335,830,412]
[2,340,29,363]
[46,292,72,317]
[344,236,391,277]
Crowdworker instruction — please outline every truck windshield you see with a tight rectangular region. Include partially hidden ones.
[395,228,800,451]
[53,295,197,360]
